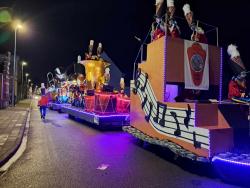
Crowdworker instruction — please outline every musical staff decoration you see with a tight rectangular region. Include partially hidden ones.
[131,69,210,152]
[153,102,160,124]
[141,94,148,109]
[171,111,181,137]
[159,103,167,127]
[193,131,201,149]
[133,79,140,95]
[184,104,191,129]
[145,102,153,122]
[135,79,140,89]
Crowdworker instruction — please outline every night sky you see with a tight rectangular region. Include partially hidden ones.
[0,0,249,87]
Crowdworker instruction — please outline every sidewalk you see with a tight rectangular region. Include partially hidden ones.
[0,99,31,167]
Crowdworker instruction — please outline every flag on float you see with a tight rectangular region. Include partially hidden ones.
[184,40,209,90]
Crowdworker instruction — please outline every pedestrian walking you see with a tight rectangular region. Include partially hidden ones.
[38,83,49,119]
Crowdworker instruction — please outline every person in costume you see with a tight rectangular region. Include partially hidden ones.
[152,0,180,41]
[120,77,125,94]
[228,75,246,99]
[227,44,247,99]
[104,67,111,86]
[183,4,207,43]
[85,40,94,60]
[97,43,103,59]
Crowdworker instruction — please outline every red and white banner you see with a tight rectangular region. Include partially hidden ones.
[184,40,209,90]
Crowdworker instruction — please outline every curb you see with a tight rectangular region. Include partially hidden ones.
[0,102,32,172]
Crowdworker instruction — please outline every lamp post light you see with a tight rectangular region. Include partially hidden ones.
[21,61,27,99]
[12,21,23,106]
[25,73,29,83]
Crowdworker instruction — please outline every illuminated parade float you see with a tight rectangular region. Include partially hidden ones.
[47,68,71,112]
[123,1,250,183]
[48,41,130,127]
[45,1,250,183]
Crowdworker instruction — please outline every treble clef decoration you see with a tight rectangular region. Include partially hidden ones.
[133,68,142,95]
[141,73,149,92]
[133,78,141,95]
[136,68,142,80]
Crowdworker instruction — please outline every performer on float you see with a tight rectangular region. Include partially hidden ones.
[97,43,103,59]
[85,40,94,60]
[55,67,67,82]
[227,44,248,99]
[40,83,46,96]
[104,67,110,86]
[152,0,180,41]
[183,4,207,43]
[120,77,125,94]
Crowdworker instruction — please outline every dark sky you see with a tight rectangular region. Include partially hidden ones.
[0,0,250,86]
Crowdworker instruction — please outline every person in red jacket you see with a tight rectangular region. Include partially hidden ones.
[38,94,49,119]
[228,78,246,100]
[38,83,49,119]
[227,44,247,99]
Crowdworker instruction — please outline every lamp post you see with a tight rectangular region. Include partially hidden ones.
[27,79,31,99]
[24,73,29,99]
[12,21,23,106]
[25,73,29,83]
[21,61,27,99]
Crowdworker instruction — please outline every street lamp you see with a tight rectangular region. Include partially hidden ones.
[25,73,29,83]
[24,73,29,99]
[27,79,31,99]
[12,20,23,106]
[21,61,27,99]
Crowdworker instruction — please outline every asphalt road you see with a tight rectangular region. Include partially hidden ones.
[0,102,242,188]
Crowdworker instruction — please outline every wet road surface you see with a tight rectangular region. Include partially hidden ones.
[0,103,241,188]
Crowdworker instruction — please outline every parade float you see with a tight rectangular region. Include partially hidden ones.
[123,1,250,184]
[59,41,130,127]
[47,68,71,112]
